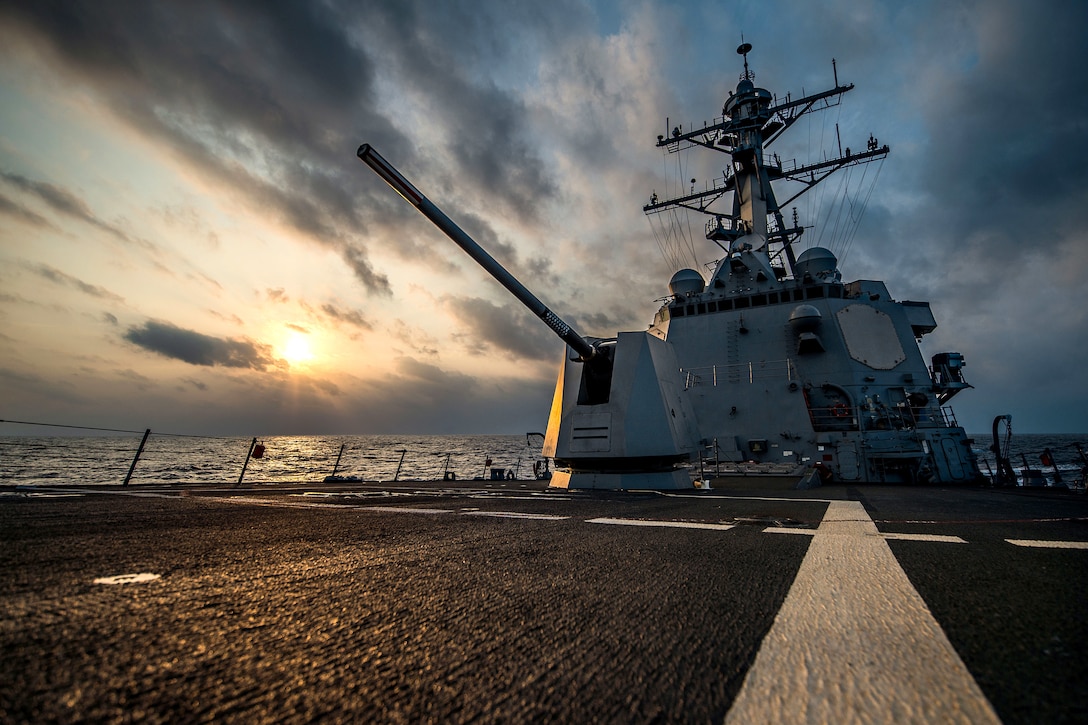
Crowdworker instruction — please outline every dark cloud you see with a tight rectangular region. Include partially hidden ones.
[1,170,144,247]
[208,309,245,326]
[443,295,560,361]
[0,1,394,293]
[180,377,209,391]
[338,1,565,217]
[310,377,341,396]
[114,368,153,391]
[0,0,562,297]
[124,319,275,369]
[388,320,439,357]
[340,245,391,297]
[321,303,372,330]
[28,263,125,303]
[0,192,51,227]
[2,170,93,218]
[915,2,1088,264]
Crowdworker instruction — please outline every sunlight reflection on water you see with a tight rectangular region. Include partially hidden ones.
[0,434,539,486]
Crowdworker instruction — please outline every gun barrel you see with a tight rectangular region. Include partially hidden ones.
[357,144,595,361]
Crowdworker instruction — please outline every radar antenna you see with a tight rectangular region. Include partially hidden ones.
[738,41,754,82]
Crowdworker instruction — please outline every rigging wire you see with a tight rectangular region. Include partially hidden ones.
[650,150,677,270]
[673,148,693,268]
[838,157,884,266]
[835,161,870,256]
[648,143,710,273]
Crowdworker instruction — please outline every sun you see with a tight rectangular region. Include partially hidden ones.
[280,330,314,366]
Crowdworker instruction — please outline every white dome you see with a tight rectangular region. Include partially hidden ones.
[789,304,823,332]
[669,268,705,296]
[794,247,838,280]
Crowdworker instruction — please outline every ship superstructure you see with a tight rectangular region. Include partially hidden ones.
[638,44,980,484]
[358,43,983,488]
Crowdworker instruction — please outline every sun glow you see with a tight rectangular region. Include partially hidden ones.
[280,331,314,367]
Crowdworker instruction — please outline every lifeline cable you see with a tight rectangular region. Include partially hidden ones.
[0,418,234,439]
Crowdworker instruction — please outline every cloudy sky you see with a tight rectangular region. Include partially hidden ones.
[1,0,1085,437]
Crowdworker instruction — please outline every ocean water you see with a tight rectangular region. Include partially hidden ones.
[0,434,541,487]
[0,431,1084,488]
[968,432,1087,487]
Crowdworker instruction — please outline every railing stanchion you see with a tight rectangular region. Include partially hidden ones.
[331,443,346,477]
[393,449,407,482]
[123,428,152,487]
[237,437,257,486]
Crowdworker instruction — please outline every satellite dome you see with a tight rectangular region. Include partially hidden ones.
[669,268,705,296]
[789,304,823,332]
[794,246,839,281]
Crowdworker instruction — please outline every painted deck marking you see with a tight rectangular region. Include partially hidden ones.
[1007,539,1088,550]
[94,573,161,585]
[358,506,454,515]
[882,532,967,544]
[726,500,1000,724]
[764,529,967,543]
[587,517,734,531]
[461,511,569,521]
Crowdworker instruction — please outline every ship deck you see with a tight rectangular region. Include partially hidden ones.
[2,480,1085,723]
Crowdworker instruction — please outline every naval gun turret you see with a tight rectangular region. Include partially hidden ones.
[357,145,699,489]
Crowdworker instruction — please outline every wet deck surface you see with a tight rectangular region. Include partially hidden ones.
[1,481,1085,723]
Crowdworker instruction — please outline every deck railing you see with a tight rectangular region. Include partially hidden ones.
[682,358,796,389]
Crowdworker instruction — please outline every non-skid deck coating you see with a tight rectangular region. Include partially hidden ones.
[1,482,1085,723]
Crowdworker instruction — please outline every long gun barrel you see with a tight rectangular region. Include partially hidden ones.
[357,144,596,361]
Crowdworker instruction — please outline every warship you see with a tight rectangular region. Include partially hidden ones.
[358,43,983,489]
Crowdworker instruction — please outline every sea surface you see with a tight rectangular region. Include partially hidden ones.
[0,434,540,487]
[0,432,1084,488]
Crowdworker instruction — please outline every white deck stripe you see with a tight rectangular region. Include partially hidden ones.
[882,532,967,543]
[461,511,569,521]
[220,496,355,509]
[726,500,999,724]
[1007,539,1088,549]
[358,506,454,515]
[587,517,734,531]
[764,528,967,543]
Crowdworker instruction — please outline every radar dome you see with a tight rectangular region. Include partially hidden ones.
[669,269,705,296]
[794,247,839,281]
[789,304,823,332]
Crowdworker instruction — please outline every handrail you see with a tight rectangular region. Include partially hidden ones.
[681,359,795,388]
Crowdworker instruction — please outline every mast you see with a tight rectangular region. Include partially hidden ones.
[645,43,889,278]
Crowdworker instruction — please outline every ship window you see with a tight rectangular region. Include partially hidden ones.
[736,297,750,309]
[806,286,825,299]
[829,286,842,298]
[672,306,685,317]
[697,303,707,315]
[768,292,779,304]
[686,304,695,315]
[792,289,804,301]
[707,301,718,313]
[752,294,767,307]
[721,299,733,311]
